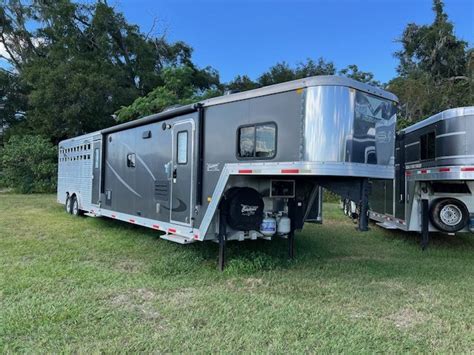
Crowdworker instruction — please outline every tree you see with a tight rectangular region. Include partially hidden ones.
[115,65,220,122]
[0,69,28,143]
[390,0,473,126]
[0,0,216,142]
[339,65,381,87]
[1,135,57,193]
[257,57,336,86]
[225,75,259,92]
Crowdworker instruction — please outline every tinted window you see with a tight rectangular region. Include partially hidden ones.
[177,131,188,164]
[238,123,276,159]
[420,132,436,160]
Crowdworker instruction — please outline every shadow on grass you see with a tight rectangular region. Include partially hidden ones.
[68,205,474,280]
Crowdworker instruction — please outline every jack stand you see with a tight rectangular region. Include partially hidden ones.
[358,178,370,231]
[218,209,227,271]
[288,230,294,260]
[421,199,430,250]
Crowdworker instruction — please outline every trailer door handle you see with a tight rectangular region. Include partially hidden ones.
[172,168,177,182]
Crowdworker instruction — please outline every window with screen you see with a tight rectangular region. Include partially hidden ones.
[420,132,436,160]
[177,131,188,164]
[238,123,276,159]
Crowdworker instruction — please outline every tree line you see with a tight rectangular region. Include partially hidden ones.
[0,0,472,192]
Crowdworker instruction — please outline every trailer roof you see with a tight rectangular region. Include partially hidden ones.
[401,106,474,134]
[201,75,398,107]
[62,75,398,140]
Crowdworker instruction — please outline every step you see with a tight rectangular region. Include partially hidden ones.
[160,234,195,245]
[84,212,99,217]
[376,222,398,230]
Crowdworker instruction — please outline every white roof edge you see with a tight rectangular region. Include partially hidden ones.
[200,75,398,107]
[58,131,100,146]
[402,106,474,134]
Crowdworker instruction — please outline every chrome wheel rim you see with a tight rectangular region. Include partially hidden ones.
[66,198,71,212]
[73,200,78,215]
[439,204,462,226]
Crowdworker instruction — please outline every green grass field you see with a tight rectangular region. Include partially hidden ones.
[1,194,473,352]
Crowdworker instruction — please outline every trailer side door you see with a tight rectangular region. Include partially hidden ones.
[170,119,194,225]
[91,138,102,205]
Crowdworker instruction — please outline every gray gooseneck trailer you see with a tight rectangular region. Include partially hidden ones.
[57,75,398,269]
[368,107,474,247]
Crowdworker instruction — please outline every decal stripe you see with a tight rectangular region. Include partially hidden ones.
[461,167,474,172]
[106,161,142,198]
[281,169,299,174]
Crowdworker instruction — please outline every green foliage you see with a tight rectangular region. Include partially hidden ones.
[0,0,217,142]
[339,64,381,87]
[1,135,57,193]
[390,0,473,126]
[257,57,336,86]
[115,66,221,122]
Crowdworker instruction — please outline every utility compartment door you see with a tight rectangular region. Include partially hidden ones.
[91,139,102,205]
[170,120,194,225]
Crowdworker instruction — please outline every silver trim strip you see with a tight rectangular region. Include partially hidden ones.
[436,154,474,160]
[436,131,466,138]
[404,141,420,148]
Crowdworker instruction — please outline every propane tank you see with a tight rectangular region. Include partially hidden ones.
[260,213,277,236]
[277,214,291,235]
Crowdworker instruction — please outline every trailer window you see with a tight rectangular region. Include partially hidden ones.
[177,131,188,164]
[256,124,276,158]
[94,148,100,168]
[238,126,255,157]
[420,132,436,160]
[238,123,276,159]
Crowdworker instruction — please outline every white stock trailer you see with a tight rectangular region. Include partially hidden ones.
[57,76,398,269]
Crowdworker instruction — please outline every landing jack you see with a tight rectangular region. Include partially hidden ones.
[421,198,430,250]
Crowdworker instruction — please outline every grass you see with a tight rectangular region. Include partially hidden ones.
[1,194,473,352]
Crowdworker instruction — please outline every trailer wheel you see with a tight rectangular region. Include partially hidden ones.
[65,195,72,214]
[71,196,82,217]
[429,198,469,233]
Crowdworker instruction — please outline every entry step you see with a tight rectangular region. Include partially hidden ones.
[376,222,398,230]
[160,234,195,244]
[84,212,99,217]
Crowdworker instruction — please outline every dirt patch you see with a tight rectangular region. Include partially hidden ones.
[226,277,268,291]
[386,308,429,329]
[109,288,162,322]
[115,260,145,273]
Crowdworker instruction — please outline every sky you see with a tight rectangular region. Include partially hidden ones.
[116,0,473,83]
[1,0,472,83]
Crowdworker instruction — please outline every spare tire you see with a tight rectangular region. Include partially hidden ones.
[429,198,469,233]
[223,187,264,231]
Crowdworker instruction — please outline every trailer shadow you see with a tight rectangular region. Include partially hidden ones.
[76,208,473,279]
[372,223,474,250]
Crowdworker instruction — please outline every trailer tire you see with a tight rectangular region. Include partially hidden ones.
[429,198,468,233]
[65,195,72,214]
[71,195,82,217]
